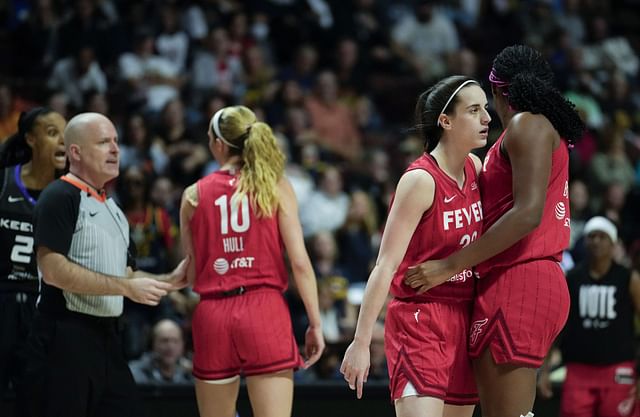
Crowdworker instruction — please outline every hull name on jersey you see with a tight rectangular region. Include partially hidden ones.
[579,285,617,327]
[222,236,245,253]
[443,201,483,231]
[447,268,474,283]
[0,218,33,232]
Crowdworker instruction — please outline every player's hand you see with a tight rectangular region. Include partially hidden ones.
[302,325,325,369]
[167,256,191,290]
[404,258,455,293]
[125,278,173,305]
[340,340,370,399]
[537,369,553,399]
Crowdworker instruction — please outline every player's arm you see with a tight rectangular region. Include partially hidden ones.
[405,113,557,290]
[341,169,435,398]
[451,112,556,267]
[277,177,324,368]
[178,183,198,287]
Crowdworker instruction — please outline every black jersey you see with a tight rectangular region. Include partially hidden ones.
[561,262,635,364]
[0,166,41,292]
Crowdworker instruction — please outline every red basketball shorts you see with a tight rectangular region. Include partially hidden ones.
[191,288,303,381]
[469,259,570,367]
[385,298,478,405]
[561,361,639,417]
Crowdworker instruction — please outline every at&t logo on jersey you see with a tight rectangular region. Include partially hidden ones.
[213,257,256,275]
[554,200,571,228]
[213,258,229,275]
[554,202,566,220]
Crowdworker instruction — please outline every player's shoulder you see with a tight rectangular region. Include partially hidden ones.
[399,167,435,188]
[467,153,483,174]
[508,112,555,137]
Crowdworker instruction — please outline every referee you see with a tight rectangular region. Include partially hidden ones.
[23,113,189,417]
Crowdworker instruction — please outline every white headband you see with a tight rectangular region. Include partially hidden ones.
[583,216,618,242]
[211,108,240,149]
[437,80,479,127]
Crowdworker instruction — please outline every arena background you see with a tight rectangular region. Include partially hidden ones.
[1,0,639,416]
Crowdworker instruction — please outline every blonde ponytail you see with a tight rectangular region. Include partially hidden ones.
[235,122,284,217]
[216,106,285,217]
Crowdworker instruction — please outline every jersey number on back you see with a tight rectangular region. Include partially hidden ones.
[214,194,251,234]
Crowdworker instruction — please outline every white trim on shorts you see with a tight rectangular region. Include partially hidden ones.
[401,381,418,398]
[200,375,241,385]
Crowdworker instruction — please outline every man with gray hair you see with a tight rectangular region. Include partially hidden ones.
[24,112,189,417]
[538,216,640,417]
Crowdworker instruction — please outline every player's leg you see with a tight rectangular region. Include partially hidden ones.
[195,376,241,417]
[245,369,293,417]
[395,395,445,417]
[473,347,537,417]
[443,301,477,417]
[443,404,475,417]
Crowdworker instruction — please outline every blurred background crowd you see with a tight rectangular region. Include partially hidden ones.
[1,0,639,386]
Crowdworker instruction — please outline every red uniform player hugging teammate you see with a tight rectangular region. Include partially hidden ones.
[341,75,490,417]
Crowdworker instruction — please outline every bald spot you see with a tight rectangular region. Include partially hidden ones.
[63,112,114,149]
[152,319,183,341]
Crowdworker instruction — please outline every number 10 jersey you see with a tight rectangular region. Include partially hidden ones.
[190,169,288,296]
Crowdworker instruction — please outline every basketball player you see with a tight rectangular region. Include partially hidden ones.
[179,105,325,417]
[0,108,65,416]
[341,75,490,417]
[404,45,585,417]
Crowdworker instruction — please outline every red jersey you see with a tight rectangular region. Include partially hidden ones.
[390,154,483,302]
[190,170,288,295]
[476,131,570,276]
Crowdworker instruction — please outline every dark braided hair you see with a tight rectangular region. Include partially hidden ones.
[492,45,584,145]
[414,75,479,152]
[0,107,54,168]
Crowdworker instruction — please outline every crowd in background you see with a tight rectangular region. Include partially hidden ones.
[1,0,639,385]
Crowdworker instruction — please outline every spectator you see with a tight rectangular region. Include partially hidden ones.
[538,216,640,417]
[118,27,183,112]
[305,70,362,161]
[300,166,350,237]
[129,319,193,385]
[190,27,244,107]
[155,3,190,72]
[47,45,108,110]
[391,0,460,82]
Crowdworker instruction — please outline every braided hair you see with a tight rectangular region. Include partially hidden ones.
[491,45,584,145]
[0,107,53,168]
